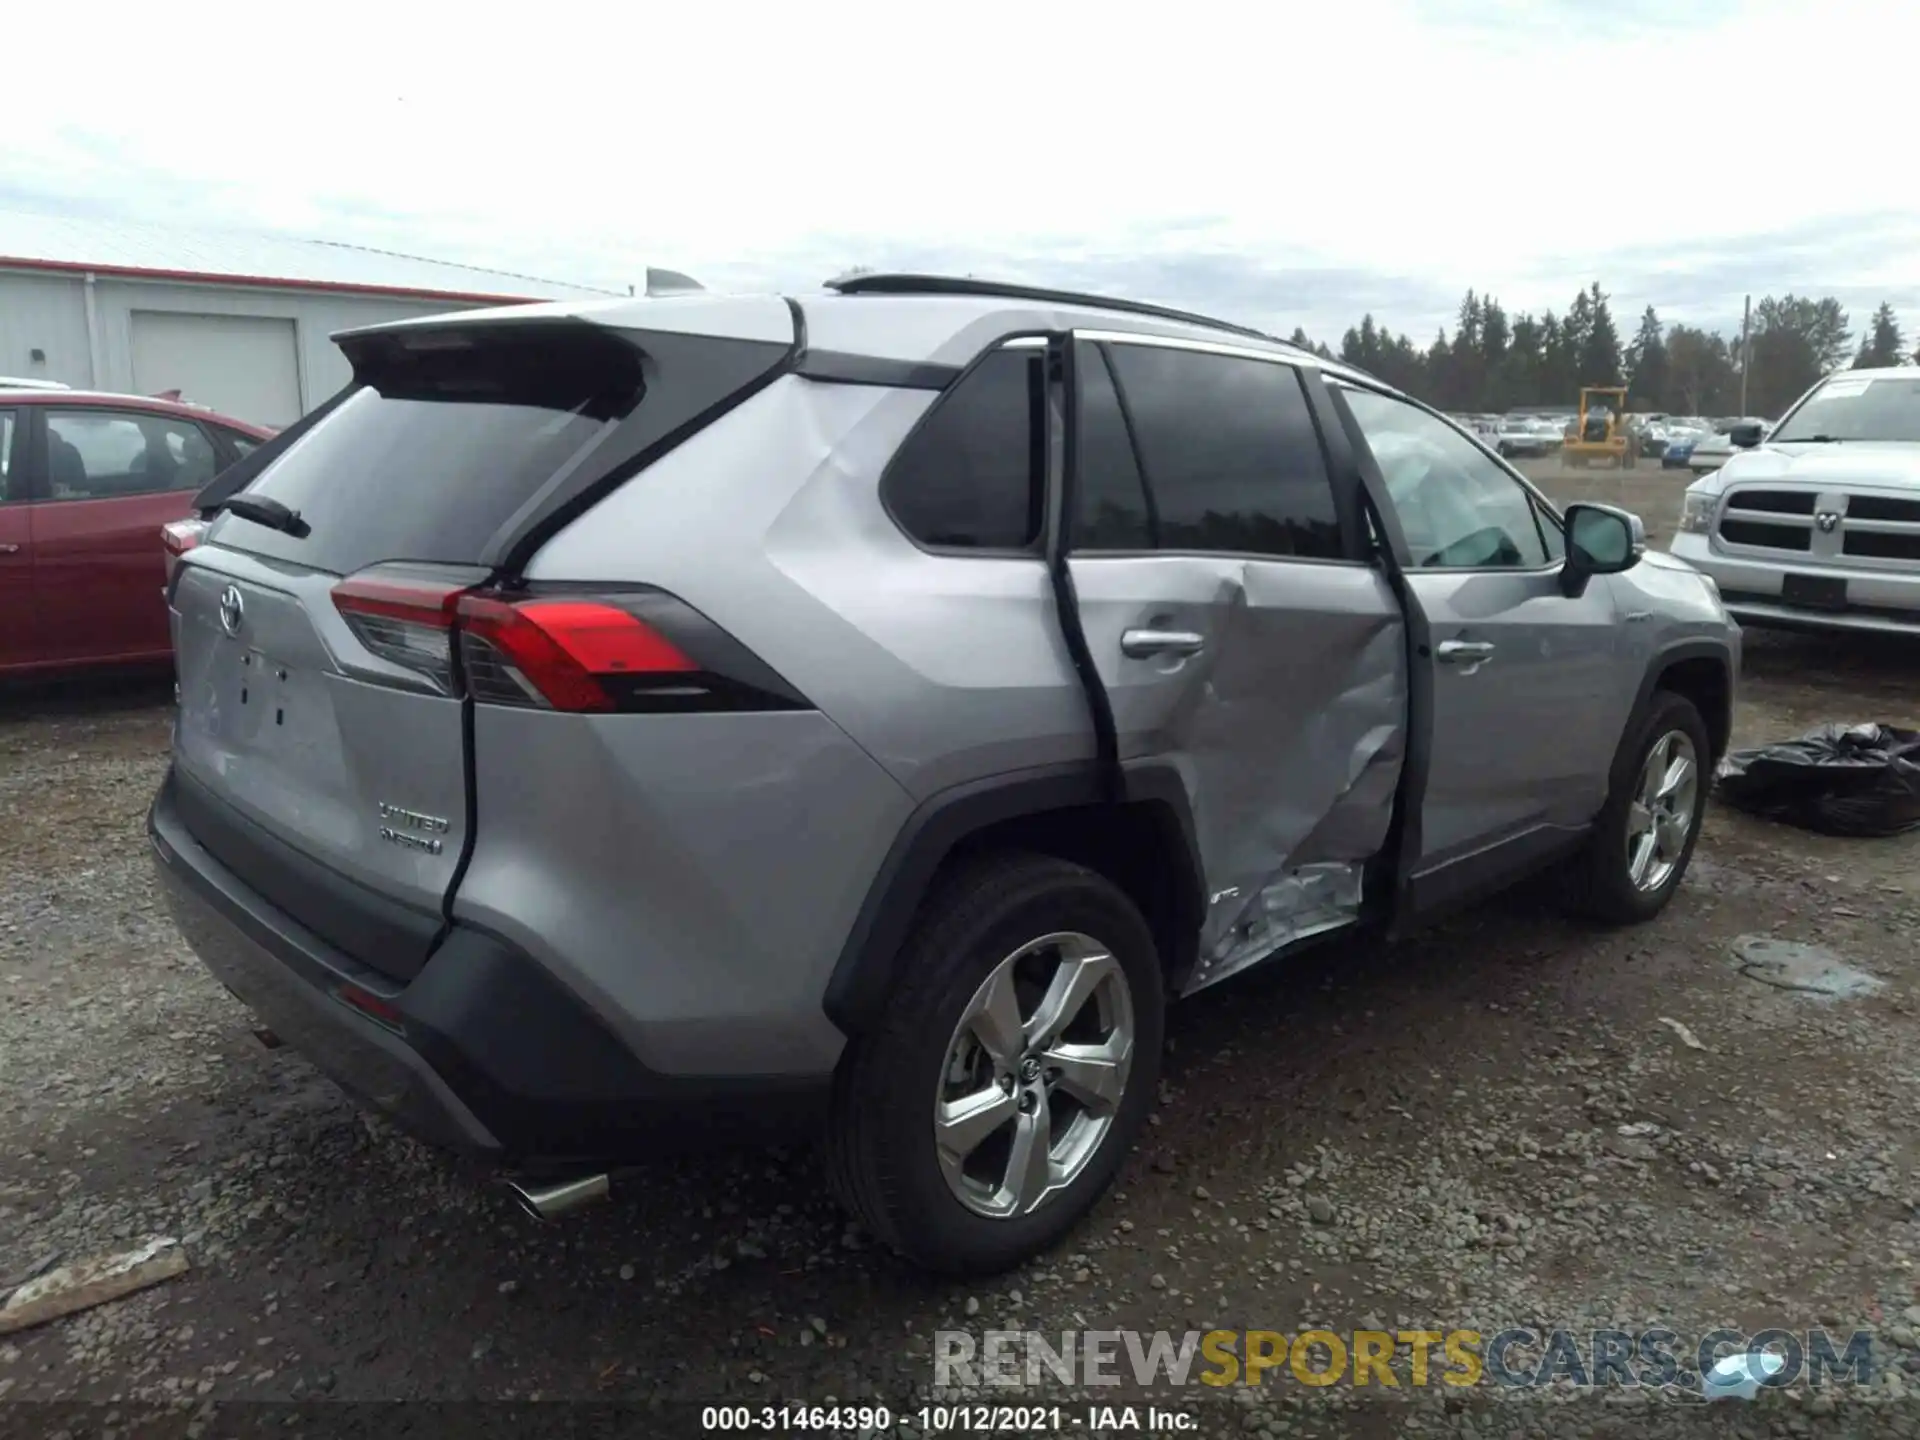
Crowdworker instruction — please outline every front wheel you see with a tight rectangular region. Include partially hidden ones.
[1563,691,1711,924]
[826,853,1164,1274]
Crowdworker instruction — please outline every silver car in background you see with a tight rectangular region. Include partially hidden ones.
[1494,417,1560,459]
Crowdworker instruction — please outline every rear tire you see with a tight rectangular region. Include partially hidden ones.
[826,852,1164,1274]
[1563,691,1711,924]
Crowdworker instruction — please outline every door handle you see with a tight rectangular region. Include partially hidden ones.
[1121,628,1205,659]
[1436,639,1496,665]
[0,543,18,554]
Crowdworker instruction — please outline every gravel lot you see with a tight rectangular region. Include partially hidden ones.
[4,461,1919,1437]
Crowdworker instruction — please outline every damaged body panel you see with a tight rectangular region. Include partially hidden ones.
[1070,556,1408,993]
[1061,331,1409,994]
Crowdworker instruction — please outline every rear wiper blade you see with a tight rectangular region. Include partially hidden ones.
[213,495,309,537]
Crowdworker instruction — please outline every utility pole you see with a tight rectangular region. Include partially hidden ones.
[1738,294,1752,416]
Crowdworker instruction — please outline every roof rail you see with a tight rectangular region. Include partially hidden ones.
[822,272,1312,355]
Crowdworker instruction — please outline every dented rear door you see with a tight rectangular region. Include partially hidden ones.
[1064,336,1408,993]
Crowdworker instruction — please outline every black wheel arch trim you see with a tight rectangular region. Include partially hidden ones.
[1626,637,1737,767]
[822,761,1206,1036]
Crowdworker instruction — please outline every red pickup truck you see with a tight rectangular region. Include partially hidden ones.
[0,389,270,675]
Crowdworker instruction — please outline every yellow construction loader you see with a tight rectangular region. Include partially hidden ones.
[1562,386,1637,469]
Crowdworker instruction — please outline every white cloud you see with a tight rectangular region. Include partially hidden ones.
[4,0,1917,342]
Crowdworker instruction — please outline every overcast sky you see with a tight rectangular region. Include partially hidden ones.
[6,0,1915,347]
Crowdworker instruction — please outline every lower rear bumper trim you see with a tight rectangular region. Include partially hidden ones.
[149,768,833,1166]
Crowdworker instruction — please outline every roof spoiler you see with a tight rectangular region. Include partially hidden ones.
[644,266,704,296]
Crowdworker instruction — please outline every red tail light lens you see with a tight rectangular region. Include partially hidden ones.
[328,571,802,714]
[332,574,465,694]
[161,518,208,586]
[455,596,695,712]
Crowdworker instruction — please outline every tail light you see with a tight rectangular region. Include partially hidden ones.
[455,596,695,712]
[331,572,467,694]
[161,518,208,586]
[330,570,804,714]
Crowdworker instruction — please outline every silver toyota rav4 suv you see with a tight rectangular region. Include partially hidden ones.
[150,275,1740,1274]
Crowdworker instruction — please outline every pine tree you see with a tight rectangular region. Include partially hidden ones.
[1503,314,1545,407]
[1666,326,1739,415]
[1341,315,1385,373]
[1624,306,1668,411]
[1480,300,1511,367]
[1749,295,1851,415]
[1579,282,1623,385]
[1539,311,1574,404]
[1562,291,1594,368]
[1852,303,1906,368]
[1451,292,1486,409]
[1427,330,1455,409]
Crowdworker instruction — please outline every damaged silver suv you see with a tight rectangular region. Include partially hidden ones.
[149,275,1740,1275]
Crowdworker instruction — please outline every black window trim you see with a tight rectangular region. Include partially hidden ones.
[1326,376,1573,578]
[0,404,23,506]
[210,423,264,468]
[37,403,220,504]
[1067,329,1369,568]
[876,331,1056,562]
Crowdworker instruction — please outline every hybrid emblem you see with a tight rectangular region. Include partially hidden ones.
[1815,511,1841,533]
[218,585,245,637]
[377,802,450,856]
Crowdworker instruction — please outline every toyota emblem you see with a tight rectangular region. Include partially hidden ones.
[219,584,245,637]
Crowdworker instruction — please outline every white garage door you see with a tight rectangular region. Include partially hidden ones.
[130,312,301,428]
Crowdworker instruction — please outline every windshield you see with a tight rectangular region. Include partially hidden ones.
[1771,377,1920,443]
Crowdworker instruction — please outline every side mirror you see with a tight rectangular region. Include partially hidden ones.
[1729,422,1763,449]
[1560,503,1645,596]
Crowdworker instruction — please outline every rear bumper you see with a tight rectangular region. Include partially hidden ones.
[150,769,832,1168]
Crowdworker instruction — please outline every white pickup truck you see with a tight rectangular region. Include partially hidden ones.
[1669,369,1920,636]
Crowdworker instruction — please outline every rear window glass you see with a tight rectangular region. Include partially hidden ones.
[210,323,794,574]
[214,386,617,574]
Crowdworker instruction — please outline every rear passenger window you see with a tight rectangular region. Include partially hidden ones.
[1103,346,1342,559]
[884,347,1044,550]
[1073,344,1154,549]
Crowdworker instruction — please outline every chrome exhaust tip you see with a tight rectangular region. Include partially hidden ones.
[503,1173,610,1221]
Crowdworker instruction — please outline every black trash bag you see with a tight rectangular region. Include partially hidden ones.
[1714,723,1920,838]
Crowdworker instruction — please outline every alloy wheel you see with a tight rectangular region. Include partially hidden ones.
[932,932,1135,1219]
[1626,729,1699,893]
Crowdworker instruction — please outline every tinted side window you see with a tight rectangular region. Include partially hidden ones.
[1073,343,1153,549]
[46,410,221,500]
[884,348,1043,550]
[0,411,15,501]
[1104,346,1342,559]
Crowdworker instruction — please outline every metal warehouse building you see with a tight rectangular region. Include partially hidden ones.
[0,211,620,429]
